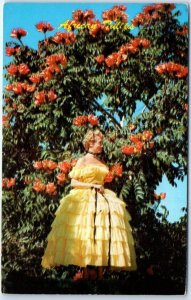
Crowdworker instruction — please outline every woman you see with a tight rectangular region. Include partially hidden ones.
[41,129,137,279]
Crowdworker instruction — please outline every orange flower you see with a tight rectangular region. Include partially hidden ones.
[155,62,188,78]
[52,32,76,45]
[46,182,57,195]
[6,84,13,91]
[33,161,43,170]
[3,115,10,128]
[4,178,16,189]
[176,66,188,78]
[88,115,99,126]
[58,161,72,173]
[7,64,18,75]
[12,82,23,94]
[128,124,136,131]
[134,142,144,154]
[35,22,54,33]
[105,53,118,67]
[110,163,123,177]
[132,13,147,27]
[40,68,53,81]
[72,9,86,23]
[95,54,105,64]
[73,116,88,126]
[72,9,95,24]
[155,64,166,74]
[18,63,30,75]
[10,28,27,39]
[33,179,46,193]
[142,130,153,141]
[47,90,57,102]
[35,91,46,106]
[48,63,61,73]
[46,54,68,67]
[25,84,36,92]
[6,47,16,56]
[42,160,49,169]
[129,134,140,144]
[143,5,156,14]
[121,145,135,155]
[160,192,166,200]
[47,160,57,170]
[154,192,166,200]
[29,74,42,84]
[83,9,95,22]
[102,5,127,23]
[104,171,114,183]
[130,38,151,49]
[56,173,66,183]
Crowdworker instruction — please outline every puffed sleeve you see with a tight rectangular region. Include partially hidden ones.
[68,166,81,180]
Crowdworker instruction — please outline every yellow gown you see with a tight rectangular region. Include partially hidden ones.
[41,164,137,270]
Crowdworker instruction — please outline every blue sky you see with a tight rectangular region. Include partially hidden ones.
[3,2,188,223]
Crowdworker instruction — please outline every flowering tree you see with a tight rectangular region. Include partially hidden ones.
[2,4,188,293]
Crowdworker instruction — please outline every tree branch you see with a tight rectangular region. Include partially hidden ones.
[91,99,122,130]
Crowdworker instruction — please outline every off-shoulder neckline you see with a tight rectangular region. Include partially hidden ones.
[73,164,108,170]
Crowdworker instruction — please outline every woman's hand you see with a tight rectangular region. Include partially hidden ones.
[94,184,104,194]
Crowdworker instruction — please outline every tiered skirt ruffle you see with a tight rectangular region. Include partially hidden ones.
[41,188,137,270]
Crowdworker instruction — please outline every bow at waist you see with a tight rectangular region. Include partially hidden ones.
[72,181,104,190]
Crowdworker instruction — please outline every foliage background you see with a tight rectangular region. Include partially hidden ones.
[2,2,188,295]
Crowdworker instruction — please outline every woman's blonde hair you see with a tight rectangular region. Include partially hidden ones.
[83,129,103,151]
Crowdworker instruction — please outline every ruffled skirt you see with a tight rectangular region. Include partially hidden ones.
[41,188,137,270]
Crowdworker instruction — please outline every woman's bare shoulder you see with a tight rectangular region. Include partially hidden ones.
[74,156,87,167]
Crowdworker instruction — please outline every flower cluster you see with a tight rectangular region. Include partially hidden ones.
[132,3,175,27]
[52,32,76,45]
[88,20,110,38]
[39,54,68,80]
[154,192,166,201]
[122,131,154,155]
[33,160,57,172]
[176,26,188,35]
[102,5,128,23]
[6,82,36,94]
[7,63,30,76]
[96,38,150,68]
[104,163,123,183]
[72,9,95,24]
[35,22,54,33]
[6,46,21,56]
[73,115,99,126]
[2,178,16,189]
[32,159,77,192]
[2,115,11,128]
[10,28,27,39]
[33,179,57,195]
[29,74,42,84]
[34,90,57,106]
[33,159,77,172]
[155,62,188,78]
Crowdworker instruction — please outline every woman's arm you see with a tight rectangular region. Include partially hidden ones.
[71,178,102,189]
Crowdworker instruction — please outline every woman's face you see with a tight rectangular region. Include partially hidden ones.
[88,136,103,154]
